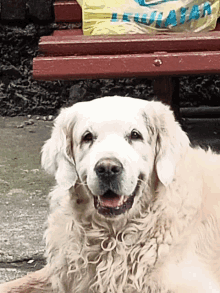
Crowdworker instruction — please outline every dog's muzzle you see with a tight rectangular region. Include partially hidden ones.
[92,158,137,217]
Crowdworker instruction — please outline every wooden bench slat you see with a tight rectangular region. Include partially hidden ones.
[54,0,82,22]
[52,24,220,37]
[33,51,220,80]
[38,32,220,56]
[52,29,83,36]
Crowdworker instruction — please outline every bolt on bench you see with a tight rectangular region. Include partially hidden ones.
[33,0,220,117]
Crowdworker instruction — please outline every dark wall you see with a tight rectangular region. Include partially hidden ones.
[0,0,54,22]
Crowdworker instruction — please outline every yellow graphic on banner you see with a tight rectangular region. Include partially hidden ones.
[80,0,219,35]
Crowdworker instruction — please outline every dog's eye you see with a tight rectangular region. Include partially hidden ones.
[130,129,143,140]
[82,132,93,143]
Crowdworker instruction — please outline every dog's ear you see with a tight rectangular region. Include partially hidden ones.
[148,102,190,186]
[41,107,77,190]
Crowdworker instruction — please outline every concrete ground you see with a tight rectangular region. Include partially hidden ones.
[0,115,220,284]
[0,116,53,283]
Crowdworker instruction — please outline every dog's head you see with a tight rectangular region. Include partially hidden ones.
[42,96,189,218]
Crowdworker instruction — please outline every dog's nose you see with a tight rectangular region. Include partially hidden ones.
[95,158,123,179]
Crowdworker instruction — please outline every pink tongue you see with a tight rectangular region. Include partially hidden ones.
[100,197,121,208]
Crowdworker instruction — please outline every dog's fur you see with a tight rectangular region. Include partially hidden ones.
[1,96,220,293]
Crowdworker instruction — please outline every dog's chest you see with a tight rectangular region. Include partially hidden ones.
[81,225,172,293]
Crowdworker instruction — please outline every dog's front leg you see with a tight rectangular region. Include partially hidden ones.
[0,267,52,293]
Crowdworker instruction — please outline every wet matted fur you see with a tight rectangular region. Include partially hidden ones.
[1,96,220,293]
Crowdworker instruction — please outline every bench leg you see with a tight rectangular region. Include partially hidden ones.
[153,76,180,120]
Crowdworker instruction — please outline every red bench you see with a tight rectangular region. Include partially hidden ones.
[33,0,220,116]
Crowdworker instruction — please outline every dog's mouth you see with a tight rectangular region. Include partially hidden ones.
[94,189,136,217]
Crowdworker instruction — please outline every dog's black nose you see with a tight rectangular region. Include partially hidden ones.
[95,158,123,179]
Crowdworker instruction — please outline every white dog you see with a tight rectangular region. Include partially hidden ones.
[1,96,220,293]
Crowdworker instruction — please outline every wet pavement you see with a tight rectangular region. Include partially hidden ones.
[0,115,220,284]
